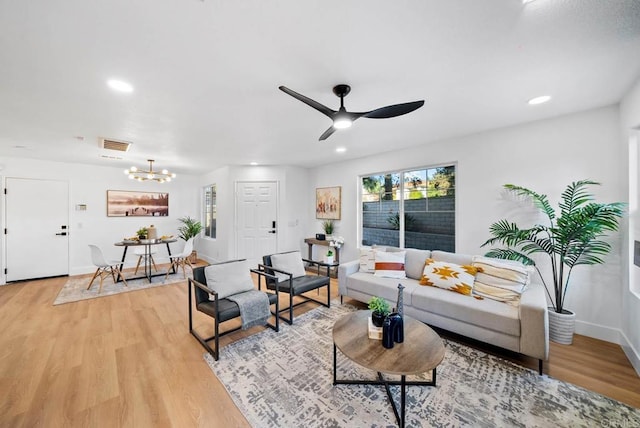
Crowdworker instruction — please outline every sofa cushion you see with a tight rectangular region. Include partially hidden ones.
[419,258,480,296]
[374,250,407,279]
[411,284,520,336]
[345,272,418,306]
[431,250,473,266]
[404,248,432,280]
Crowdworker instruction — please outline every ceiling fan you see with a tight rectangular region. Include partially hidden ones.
[279,84,425,141]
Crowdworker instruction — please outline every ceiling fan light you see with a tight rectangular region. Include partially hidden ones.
[333,118,352,129]
[130,166,138,172]
[128,174,134,179]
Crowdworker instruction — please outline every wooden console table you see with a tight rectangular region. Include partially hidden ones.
[304,237,340,277]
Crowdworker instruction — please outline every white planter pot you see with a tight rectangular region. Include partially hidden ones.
[548,308,576,345]
[326,256,334,265]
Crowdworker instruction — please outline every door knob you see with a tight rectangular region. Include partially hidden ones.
[56,232,67,236]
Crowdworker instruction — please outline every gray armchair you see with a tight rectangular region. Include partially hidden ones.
[188,260,279,361]
[258,250,331,325]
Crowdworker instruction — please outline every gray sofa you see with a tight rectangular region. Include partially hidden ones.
[338,248,549,373]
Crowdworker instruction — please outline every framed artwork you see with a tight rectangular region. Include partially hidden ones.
[316,186,341,220]
[107,190,169,217]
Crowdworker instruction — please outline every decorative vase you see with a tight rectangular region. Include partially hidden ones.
[326,255,334,264]
[382,313,404,349]
[548,308,576,345]
[371,311,385,328]
[396,283,405,319]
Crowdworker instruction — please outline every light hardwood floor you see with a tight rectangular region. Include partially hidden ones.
[1,267,638,427]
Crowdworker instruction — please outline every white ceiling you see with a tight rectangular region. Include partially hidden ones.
[1,0,640,175]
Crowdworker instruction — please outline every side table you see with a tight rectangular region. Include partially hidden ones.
[304,237,340,277]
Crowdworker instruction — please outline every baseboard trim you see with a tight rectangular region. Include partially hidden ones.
[574,320,622,344]
[620,331,640,377]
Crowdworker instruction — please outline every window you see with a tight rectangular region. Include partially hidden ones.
[360,165,455,251]
[204,184,217,239]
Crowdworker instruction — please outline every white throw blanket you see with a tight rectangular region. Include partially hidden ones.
[226,290,271,330]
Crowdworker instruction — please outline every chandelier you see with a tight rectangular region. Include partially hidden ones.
[124,159,176,183]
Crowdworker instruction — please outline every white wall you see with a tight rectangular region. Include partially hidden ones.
[308,105,627,344]
[0,156,199,282]
[620,75,640,374]
[197,165,309,263]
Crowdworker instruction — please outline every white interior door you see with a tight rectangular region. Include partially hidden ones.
[236,181,278,265]
[5,178,69,281]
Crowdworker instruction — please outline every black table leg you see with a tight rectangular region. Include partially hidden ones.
[401,375,406,428]
[166,242,177,274]
[117,246,129,282]
[333,344,337,385]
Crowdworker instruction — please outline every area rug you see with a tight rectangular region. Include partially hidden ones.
[53,270,190,305]
[205,302,640,428]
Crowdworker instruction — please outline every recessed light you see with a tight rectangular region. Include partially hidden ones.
[336,147,346,153]
[250,162,258,166]
[107,79,134,93]
[528,95,551,105]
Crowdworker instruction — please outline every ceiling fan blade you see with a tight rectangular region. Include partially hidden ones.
[279,86,336,118]
[362,100,425,119]
[319,126,337,141]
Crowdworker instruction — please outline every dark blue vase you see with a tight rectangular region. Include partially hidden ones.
[382,313,404,348]
[382,316,394,349]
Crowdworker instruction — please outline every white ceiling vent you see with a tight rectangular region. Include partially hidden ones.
[100,138,131,152]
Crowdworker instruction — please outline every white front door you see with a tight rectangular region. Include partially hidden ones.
[235,181,278,265]
[5,178,69,281]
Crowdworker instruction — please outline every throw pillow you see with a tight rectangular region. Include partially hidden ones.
[473,281,522,306]
[472,256,531,294]
[374,250,407,279]
[204,260,255,299]
[270,251,307,282]
[419,258,480,296]
[359,247,385,273]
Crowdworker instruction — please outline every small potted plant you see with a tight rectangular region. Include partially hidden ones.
[136,226,149,240]
[368,296,391,327]
[322,219,334,238]
[326,249,334,265]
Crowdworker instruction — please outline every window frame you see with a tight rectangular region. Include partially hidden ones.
[358,162,456,251]
[203,183,217,240]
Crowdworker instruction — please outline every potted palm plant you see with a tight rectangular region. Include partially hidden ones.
[177,216,203,263]
[482,180,624,344]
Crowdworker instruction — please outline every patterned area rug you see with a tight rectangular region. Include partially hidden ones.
[53,270,190,305]
[205,302,640,428]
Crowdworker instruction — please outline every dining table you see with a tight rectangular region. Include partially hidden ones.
[114,238,178,282]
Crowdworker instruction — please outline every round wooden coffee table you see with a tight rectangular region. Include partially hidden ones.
[332,310,445,428]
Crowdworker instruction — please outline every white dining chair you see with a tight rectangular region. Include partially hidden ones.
[166,237,195,279]
[88,244,128,293]
[133,246,158,275]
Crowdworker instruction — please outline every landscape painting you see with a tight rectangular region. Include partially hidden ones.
[316,186,341,220]
[107,190,169,217]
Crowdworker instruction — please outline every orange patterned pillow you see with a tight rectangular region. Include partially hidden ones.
[419,258,481,296]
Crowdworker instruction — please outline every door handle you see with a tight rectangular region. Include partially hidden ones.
[56,232,67,236]
[268,230,276,234]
